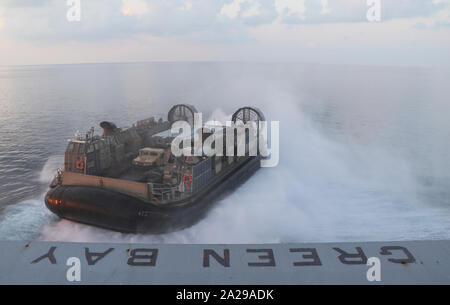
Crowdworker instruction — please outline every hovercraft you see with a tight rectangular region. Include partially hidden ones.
[45,105,265,233]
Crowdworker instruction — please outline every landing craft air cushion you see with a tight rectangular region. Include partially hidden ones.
[45,105,265,233]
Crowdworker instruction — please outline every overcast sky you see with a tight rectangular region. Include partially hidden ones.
[0,0,449,66]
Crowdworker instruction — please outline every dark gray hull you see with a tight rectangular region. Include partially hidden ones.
[45,156,261,233]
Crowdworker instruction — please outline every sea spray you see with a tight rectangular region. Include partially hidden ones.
[39,88,450,243]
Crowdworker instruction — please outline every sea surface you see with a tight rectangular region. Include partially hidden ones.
[0,62,449,243]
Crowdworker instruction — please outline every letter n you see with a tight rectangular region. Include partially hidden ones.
[203,249,230,267]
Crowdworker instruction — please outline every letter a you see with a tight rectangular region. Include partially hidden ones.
[66,257,81,282]
[67,0,81,22]
[366,257,381,282]
[367,0,381,22]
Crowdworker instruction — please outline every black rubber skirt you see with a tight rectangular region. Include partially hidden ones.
[45,156,261,233]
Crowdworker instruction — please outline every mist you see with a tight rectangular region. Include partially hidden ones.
[40,72,450,243]
[1,63,449,244]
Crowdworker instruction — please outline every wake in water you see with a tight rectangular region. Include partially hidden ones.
[36,155,64,184]
[0,195,56,241]
[2,87,450,243]
[39,91,450,243]
[0,155,63,241]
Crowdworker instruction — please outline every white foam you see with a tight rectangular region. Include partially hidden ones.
[2,84,450,244]
[37,155,64,184]
[37,90,450,243]
[0,195,56,241]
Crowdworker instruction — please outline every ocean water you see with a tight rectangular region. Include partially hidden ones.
[0,62,449,243]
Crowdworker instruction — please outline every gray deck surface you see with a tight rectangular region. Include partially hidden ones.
[0,240,449,284]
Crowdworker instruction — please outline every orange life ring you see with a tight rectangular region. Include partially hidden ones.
[76,160,85,170]
[183,173,192,185]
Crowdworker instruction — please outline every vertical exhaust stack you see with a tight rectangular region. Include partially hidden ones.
[100,121,118,138]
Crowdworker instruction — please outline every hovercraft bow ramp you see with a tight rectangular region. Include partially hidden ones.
[0,240,449,284]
